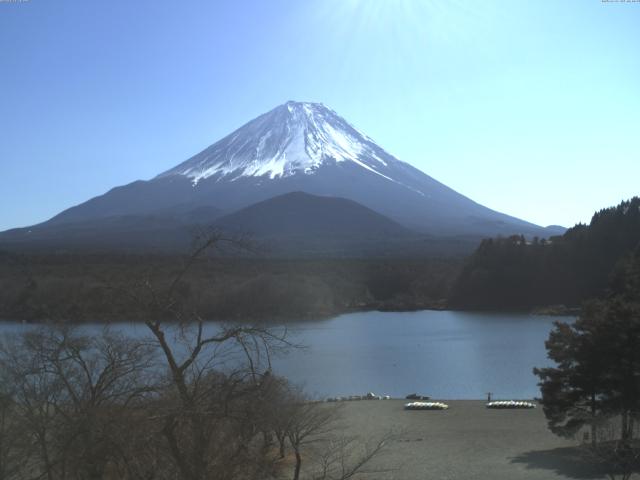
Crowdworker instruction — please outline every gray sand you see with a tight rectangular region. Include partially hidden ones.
[329,400,611,480]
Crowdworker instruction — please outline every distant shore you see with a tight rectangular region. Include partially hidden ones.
[0,301,579,324]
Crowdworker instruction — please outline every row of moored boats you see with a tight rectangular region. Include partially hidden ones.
[404,400,536,410]
[326,392,391,402]
[326,394,536,410]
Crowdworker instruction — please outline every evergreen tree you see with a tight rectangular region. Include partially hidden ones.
[533,301,612,443]
[452,197,640,310]
[535,251,640,447]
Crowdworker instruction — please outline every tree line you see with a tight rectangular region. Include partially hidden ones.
[0,252,459,323]
[450,197,640,310]
[0,235,390,480]
[535,242,640,479]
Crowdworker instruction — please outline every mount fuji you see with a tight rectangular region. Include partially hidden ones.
[0,101,563,253]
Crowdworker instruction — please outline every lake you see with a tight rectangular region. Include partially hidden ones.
[272,310,566,400]
[0,310,569,400]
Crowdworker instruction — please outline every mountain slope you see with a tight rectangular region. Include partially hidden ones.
[0,101,563,254]
[0,193,443,256]
[211,191,427,256]
[0,192,484,256]
[0,207,222,252]
[214,191,414,238]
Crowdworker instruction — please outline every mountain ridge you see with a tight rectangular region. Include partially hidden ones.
[214,191,415,237]
[0,192,459,256]
[156,101,409,185]
[1,101,564,253]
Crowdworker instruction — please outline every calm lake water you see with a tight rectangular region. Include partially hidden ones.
[273,310,568,400]
[0,310,570,400]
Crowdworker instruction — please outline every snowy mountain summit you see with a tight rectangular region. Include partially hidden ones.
[158,101,409,187]
[4,100,561,247]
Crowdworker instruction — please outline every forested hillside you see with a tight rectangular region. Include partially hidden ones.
[0,253,459,322]
[450,197,640,310]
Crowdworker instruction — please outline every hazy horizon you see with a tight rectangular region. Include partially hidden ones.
[1,0,638,231]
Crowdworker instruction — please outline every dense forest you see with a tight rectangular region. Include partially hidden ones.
[3,198,640,322]
[0,252,460,322]
[450,197,640,310]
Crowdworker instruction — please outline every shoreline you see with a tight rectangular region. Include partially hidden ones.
[0,303,579,324]
[334,399,599,480]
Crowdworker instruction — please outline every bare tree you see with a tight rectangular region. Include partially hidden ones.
[0,326,157,480]
[0,329,67,480]
[0,231,393,480]
[258,373,292,459]
[0,386,25,480]
[285,395,339,480]
[118,232,292,480]
[282,391,393,480]
[311,435,392,480]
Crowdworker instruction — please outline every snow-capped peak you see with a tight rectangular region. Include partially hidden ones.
[157,101,405,185]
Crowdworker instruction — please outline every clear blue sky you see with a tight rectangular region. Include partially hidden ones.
[1,0,638,231]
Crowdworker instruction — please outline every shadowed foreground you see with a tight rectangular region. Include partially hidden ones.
[331,400,616,480]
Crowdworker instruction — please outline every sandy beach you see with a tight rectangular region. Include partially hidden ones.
[329,399,610,480]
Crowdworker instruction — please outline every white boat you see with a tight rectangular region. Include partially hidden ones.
[404,401,449,410]
[486,400,536,409]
